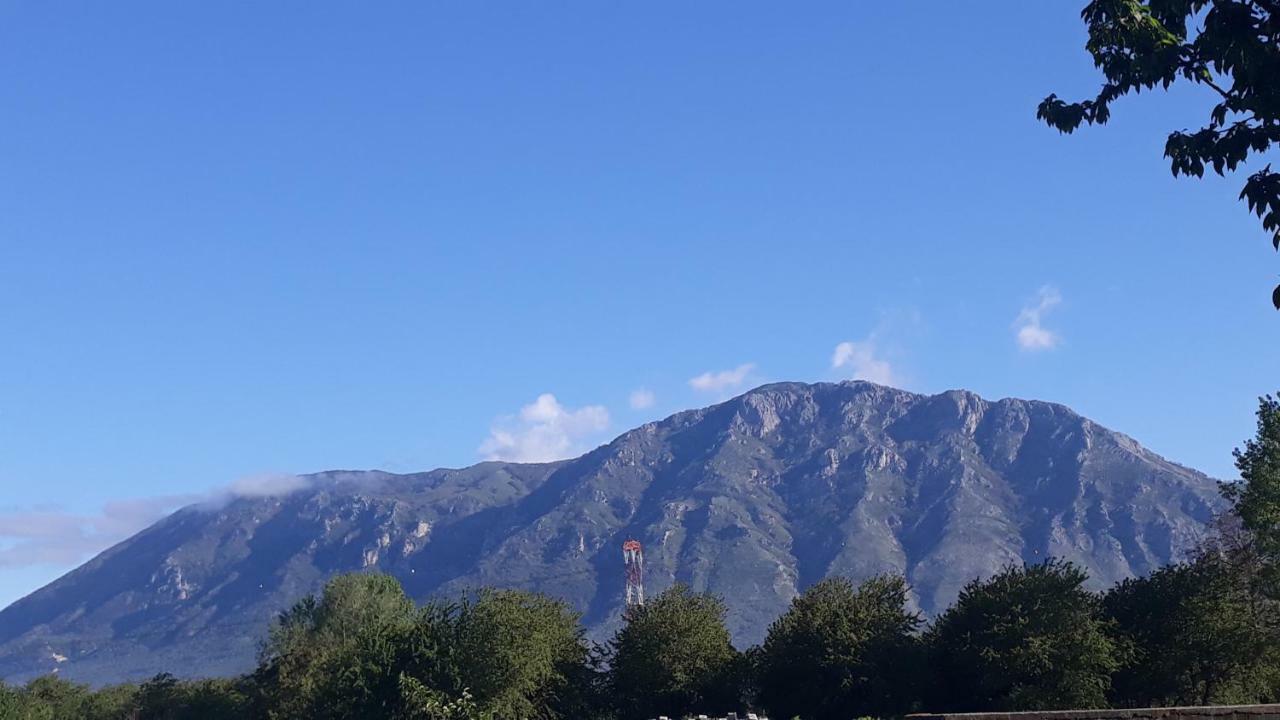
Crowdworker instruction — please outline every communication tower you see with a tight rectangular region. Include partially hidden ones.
[622,539,644,608]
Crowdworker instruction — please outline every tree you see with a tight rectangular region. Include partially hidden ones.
[756,575,922,720]
[1224,393,1280,594]
[260,572,426,720]
[131,673,251,719]
[16,675,93,719]
[0,676,143,720]
[1037,0,1280,308]
[607,584,745,720]
[926,559,1121,712]
[81,683,141,720]
[450,588,593,720]
[0,682,22,720]
[1104,554,1277,706]
[399,676,483,720]
[257,573,596,720]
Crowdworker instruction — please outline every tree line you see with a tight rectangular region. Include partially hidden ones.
[3,394,1279,720]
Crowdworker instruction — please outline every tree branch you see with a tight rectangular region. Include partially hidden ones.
[1200,75,1233,100]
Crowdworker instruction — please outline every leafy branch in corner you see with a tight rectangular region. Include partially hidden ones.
[1037,0,1280,308]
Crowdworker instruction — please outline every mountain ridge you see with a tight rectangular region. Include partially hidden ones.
[0,381,1225,685]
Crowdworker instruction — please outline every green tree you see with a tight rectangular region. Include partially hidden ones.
[0,681,23,719]
[81,683,141,720]
[131,673,251,719]
[926,559,1121,712]
[757,575,921,720]
[1037,0,1280,308]
[1224,393,1280,593]
[257,573,595,720]
[260,572,425,720]
[0,676,142,720]
[450,588,593,720]
[1104,554,1275,706]
[15,675,93,720]
[607,584,745,720]
[399,675,483,720]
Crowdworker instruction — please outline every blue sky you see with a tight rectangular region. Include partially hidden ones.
[1,1,1277,609]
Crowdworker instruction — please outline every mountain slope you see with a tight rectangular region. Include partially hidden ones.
[0,382,1224,685]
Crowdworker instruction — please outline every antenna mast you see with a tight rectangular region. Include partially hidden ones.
[622,539,644,608]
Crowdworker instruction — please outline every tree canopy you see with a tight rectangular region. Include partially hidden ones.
[926,559,1122,712]
[1104,554,1277,706]
[1225,392,1280,593]
[0,673,251,720]
[257,574,595,720]
[449,589,593,720]
[1038,0,1280,308]
[260,572,424,719]
[606,584,744,720]
[757,575,921,720]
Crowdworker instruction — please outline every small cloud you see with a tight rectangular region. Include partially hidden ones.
[1015,286,1063,351]
[0,472,315,573]
[831,338,896,385]
[0,493,200,569]
[688,363,756,394]
[225,473,309,499]
[629,388,656,410]
[479,393,610,463]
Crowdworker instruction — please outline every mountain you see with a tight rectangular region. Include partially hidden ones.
[0,381,1225,686]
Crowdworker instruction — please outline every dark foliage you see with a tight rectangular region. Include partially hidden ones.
[258,574,591,720]
[756,575,921,720]
[606,584,745,720]
[1039,0,1280,307]
[0,672,252,719]
[926,559,1122,712]
[1224,393,1280,592]
[1104,553,1278,706]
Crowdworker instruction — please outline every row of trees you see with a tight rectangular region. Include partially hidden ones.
[4,395,1279,720]
[2,555,1275,720]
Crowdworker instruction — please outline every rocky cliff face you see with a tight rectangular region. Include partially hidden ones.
[0,382,1224,685]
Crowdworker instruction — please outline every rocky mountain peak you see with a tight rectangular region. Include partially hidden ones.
[0,382,1223,686]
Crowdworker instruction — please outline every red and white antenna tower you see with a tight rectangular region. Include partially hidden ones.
[622,539,644,607]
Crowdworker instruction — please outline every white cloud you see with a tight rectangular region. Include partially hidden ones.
[0,473,313,573]
[1015,286,1063,351]
[688,363,756,394]
[225,472,310,499]
[0,494,197,569]
[479,393,610,463]
[629,388,656,410]
[831,339,896,385]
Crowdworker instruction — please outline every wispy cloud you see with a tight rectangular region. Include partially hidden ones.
[1015,286,1063,351]
[0,495,198,569]
[0,473,314,574]
[628,388,655,410]
[222,473,310,499]
[831,338,896,385]
[479,393,610,463]
[688,363,756,394]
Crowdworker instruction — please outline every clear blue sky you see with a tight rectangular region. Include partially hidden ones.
[1,1,1277,609]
